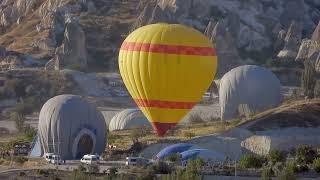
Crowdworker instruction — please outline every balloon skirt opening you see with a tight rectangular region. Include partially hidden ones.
[152,122,177,136]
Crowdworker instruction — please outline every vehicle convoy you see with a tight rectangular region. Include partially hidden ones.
[80,154,100,165]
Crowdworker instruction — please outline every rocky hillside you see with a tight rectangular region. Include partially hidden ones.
[0,0,318,74]
[0,0,140,71]
[238,99,320,155]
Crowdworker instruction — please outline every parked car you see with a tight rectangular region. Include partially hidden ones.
[51,154,65,165]
[125,157,150,166]
[44,153,65,165]
[80,154,100,165]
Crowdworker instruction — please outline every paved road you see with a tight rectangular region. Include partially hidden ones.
[0,160,127,174]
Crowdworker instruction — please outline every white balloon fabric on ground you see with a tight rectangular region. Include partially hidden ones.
[108,109,151,131]
[219,65,282,120]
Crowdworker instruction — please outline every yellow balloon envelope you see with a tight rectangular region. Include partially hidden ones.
[119,23,217,136]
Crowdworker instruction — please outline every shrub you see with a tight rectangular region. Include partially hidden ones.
[87,164,99,174]
[137,168,156,180]
[23,125,36,142]
[261,166,273,180]
[151,161,173,174]
[239,154,265,169]
[313,158,320,173]
[272,162,285,176]
[182,131,195,139]
[13,101,35,115]
[37,169,49,176]
[131,127,151,143]
[277,161,297,180]
[296,145,317,164]
[185,158,205,174]
[107,132,119,145]
[66,64,87,72]
[3,79,25,98]
[170,158,205,180]
[188,113,204,124]
[25,85,35,96]
[268,149,286,164]
[165,153,181,163]
[10,112,25,131]
[19,172,26,176]
[70,169,89,180]
[13,156,28,164]
[296,164,309,173]
[78,164,87,172]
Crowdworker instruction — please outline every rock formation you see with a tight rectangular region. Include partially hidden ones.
[0,0,41,27]
[131,0,319,66]
[131,1,175,31]
[274,30,287,52]
[50,17,88,70]
[0,47,39,71]
[241,134,320,156]
[296,21,320,62]
[205,16,242,77]
[277,21,302,60]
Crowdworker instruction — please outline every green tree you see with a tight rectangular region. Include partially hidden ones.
[107,132,117,145]
[10,112,25,131]
[277,161,297,180]
[313,158,320,173]
[296,145,317,164]
[268,149,286,164]
[165,153,181,163]
[239,154,265,169]
[261,166,273,180]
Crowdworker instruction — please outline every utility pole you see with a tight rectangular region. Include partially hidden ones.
[235,160,237,179]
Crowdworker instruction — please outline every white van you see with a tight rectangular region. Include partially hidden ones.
[51,155,64,165]
[44,153,64,164]
[44,153,54,163]
[80,154,100,165]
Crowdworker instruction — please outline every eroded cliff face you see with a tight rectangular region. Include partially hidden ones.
[0,0,319,73]
[132,0,319,76]
[0,0,140,71]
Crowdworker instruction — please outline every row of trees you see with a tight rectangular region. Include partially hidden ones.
[238,145,320,180]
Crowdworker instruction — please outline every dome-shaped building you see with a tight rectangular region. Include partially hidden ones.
[219,65,282,120]
[109,109,151,131]
[38,95,106,159]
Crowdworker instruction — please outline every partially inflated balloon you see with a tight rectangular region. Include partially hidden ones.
[119,23,217,136]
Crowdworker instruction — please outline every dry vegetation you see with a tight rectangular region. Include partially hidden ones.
[109,120,241,150]
[238,98,320,131]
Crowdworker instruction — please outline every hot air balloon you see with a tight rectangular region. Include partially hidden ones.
[118,23,217,136]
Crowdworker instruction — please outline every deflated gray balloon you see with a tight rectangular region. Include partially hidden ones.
[219,65,282,120]
[38,95,106,160]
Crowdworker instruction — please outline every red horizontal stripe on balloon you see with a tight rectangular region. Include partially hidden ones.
[134,99,196,109]
[121,42,216,56]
